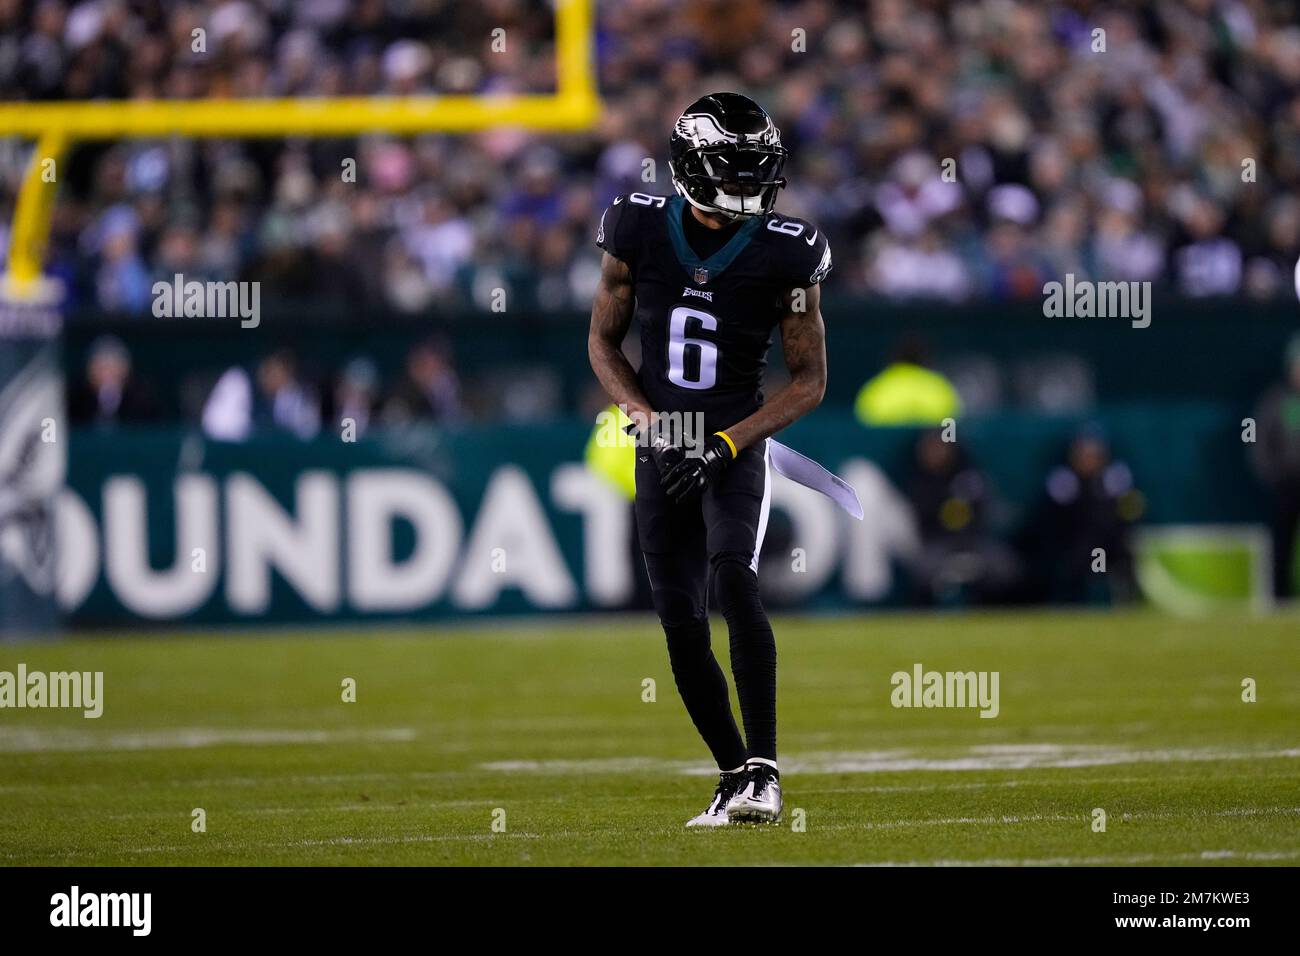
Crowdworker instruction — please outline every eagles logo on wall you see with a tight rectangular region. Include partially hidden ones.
[0,284,65,636]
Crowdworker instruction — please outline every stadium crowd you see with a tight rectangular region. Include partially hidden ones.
[2,0,1299,315]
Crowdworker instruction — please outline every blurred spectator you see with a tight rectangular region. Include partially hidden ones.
[1248,334,1300,599]
[403,193,474,298]
[201,367,255,442]
[381,338,464,425]
[1023,426,1145,604]
[67,334,157,426]
[855,336,962,427]
[868,228,971,301]
[331,357,381,440]
[905,429,1022,605]
[254,349,320,439]
[980,185,1054,300]
[1092,194,1164,284]
[92,218,152,313]
[307,205,368,308]
[201,349,320,441]
[1172,194,1242,297]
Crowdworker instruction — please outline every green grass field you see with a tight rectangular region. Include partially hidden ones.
[1,610,1297,866]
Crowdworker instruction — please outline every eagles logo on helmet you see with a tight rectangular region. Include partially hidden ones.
[668,92,788,220]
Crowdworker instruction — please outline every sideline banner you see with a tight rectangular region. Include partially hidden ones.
[0,279,65,637]
[51,405,1261,628]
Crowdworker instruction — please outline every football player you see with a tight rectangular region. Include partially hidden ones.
[587,92,832,826]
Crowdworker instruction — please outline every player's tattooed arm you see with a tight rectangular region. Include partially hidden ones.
[588,252,654,423]
[724,283,827,452]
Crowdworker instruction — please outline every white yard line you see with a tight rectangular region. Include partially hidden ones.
[284,832,541,848]
[858,849,1300,867]
[774,745,1300,774]
[1,769,1235,797]
[98,801,489,820]
[835,812,1077,830]
[797,774,1185,796]
[0,726,417,753]
[483,744,1300,776]
[810,806,1300,834]
[4,740,1294,785]
[2,831,543,862]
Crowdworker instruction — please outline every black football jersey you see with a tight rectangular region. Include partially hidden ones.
[596,192,832,434]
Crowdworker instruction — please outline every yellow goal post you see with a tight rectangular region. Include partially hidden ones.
[0,0,599,297]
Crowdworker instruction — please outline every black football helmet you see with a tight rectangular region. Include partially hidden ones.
[669,92,787,219]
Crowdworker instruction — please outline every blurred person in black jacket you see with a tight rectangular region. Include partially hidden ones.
[1249,334,1300,599]
[1025,426,1145,604]
[329,357,381,439]
[67,335,158,427]
[906,428,1021,605]
[381,337,465,425]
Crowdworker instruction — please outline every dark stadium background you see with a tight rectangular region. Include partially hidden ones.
[3,0,1296,627]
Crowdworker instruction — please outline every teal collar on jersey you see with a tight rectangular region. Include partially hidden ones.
[666,195,762,284]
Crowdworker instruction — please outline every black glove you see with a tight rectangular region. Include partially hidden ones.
[662,432,735,504]
[625,420,683,476]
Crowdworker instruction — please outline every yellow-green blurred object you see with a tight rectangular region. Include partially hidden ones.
[1133,525,1272,616]
[854,362,962,427]
[584,404,637,500]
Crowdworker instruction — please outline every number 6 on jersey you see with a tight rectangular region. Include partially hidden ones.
[667,306,718,390]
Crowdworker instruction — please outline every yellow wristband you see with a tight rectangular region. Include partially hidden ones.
[714,431,738,459]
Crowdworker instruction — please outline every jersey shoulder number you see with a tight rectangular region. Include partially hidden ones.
[763,212,832,287]
[595,192,671,267]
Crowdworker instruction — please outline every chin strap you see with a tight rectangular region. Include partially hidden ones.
[675,183,758,221]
